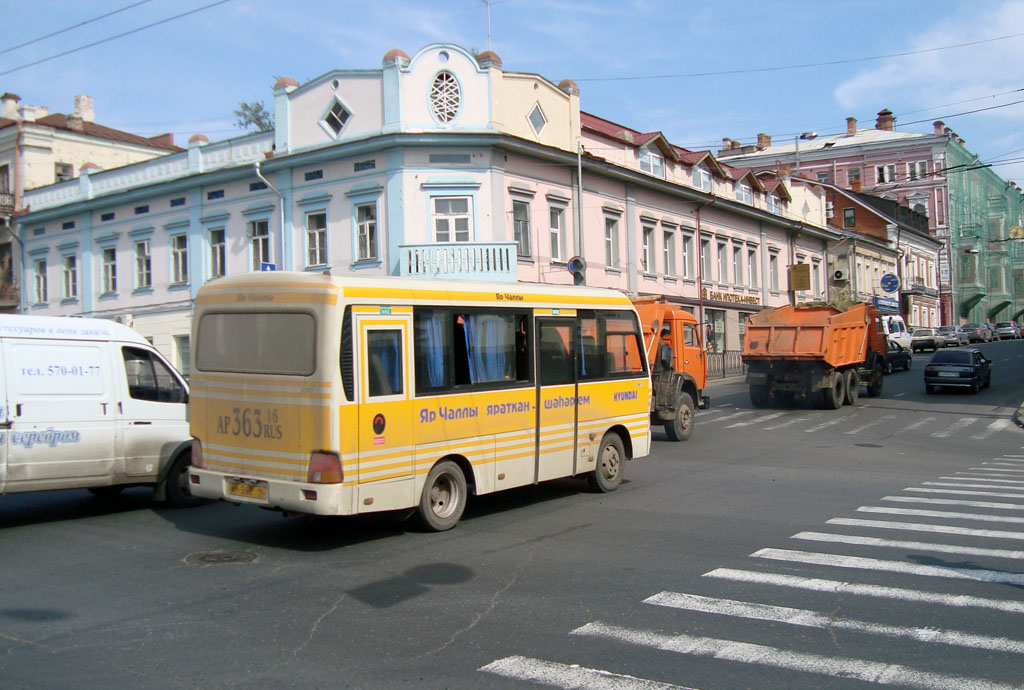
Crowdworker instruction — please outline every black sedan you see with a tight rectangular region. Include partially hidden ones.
[924,348,991,393]
[885,340,912,373]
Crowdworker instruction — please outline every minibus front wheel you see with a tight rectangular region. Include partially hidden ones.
[588,433,624,493]
[417,460,467,532]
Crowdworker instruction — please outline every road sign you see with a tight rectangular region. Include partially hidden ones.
[261,262,276,271]
[880,273,900,293]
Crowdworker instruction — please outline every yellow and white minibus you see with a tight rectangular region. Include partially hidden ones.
[187,272,651,530]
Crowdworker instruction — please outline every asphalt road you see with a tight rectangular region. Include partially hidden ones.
[1,339,1023,689]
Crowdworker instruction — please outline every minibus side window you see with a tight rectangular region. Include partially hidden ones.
[341,306,354,401]
[122,347,187,403]
[367,330,402,397]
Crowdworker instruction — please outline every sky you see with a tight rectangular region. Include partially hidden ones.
[3,0,1024,181]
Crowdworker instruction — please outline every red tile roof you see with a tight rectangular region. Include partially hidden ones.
[0,113,181,151]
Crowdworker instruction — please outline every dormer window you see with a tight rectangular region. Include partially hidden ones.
[640,149,664,178]
[429,71,461,124]
[767,194,783,214]
[694,165,712,192]
[322,99,351,137]
[735,182,753,204]
[528,104,547,135]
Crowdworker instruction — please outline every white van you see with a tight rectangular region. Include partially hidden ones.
[0,315,197,506]
[877,314,911,350]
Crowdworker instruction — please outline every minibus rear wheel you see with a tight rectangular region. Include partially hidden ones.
[417,460,467,531]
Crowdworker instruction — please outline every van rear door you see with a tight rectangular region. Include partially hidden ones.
[118,345,189,479]
[0,345,8,494]
[3,339,117,491]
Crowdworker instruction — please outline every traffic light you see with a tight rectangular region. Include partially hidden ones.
[568,256,586,285]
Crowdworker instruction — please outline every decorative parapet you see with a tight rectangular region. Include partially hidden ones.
[399,242,517,282]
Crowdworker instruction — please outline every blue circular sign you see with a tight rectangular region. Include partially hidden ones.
[880,273,900,293]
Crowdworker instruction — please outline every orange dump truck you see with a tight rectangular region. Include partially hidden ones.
[633,298,709,440]
[741,302,887,409]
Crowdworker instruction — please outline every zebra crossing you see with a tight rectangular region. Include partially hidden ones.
[480,454,1024,689]
[696,404,1020,441]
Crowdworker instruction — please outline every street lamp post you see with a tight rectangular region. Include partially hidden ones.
[794,131,818,175]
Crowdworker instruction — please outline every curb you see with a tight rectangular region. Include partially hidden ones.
[1015,403,1024,430]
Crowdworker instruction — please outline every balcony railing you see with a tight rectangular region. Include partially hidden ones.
[0,191,13,215]
[399,242,518,282]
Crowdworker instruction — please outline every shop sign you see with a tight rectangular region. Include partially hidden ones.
[702,287,761,305]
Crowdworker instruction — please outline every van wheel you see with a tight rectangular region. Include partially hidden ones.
[664,392,695,442]
[588,433,624,493]
[843,370,860,405]
[88,486,125,499]
[416,460,467,532]
[164,451,204,508]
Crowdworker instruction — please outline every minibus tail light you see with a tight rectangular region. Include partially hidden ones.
[307,451,343,484]
[191,439,204,468]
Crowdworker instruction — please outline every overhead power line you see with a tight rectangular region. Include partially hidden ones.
[0,0,234,77]
[0,0,155,57]
[576,31,1024,82]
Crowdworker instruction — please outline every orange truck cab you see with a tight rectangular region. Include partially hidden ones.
[633,299,708,441]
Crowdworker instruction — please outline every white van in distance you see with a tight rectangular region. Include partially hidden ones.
[0,315,197,506]
[876,314,911,350]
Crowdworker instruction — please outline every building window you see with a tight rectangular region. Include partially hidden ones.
[429,71,461,123]
[908,161,928,181]
[528,104,547,135]
[33,259,47,303]
[549,206,564,262]
[249,219,270,270]
[848,167,861,186]
[356,204,378,261]
[816,172,831,184]
[354,159,376,172]
[62,254,77,299]
[663,229,676,277]
[170,197,186,207]
[700,239,711,281]
[512,200,531,257]
[769,251,779,292]
[843,208,856,228]
[682,233,694,279]
[604,216,620,270]
[304,170,323,182]
[733,245,743,287]
[55,163,73,183]
[209,228,225,278]
[102,247,117,294]
[306,211,328,266]
[135,240,151,289]
[207,189,224,200]
[875,164,896,183]
[717,241,728,284]
[735,183,753,204]
[812,260,821,298]
[134,205,149,215]
[101,212,115,222]
[767,194,782,214]
[171,235,188,284]
[694,166,712,192]
[640,149,664,177]
[249,181,267,192]
[323,100,351,136]
[641,225,655,273]
[175,335,191,379]
[748,248,758,287]
[432,197,471,243]
[0,164,9,193]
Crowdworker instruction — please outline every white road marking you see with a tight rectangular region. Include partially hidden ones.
[793,530,1024,560]
[931,417,979,438]
[923,481,1024,492]
[844,415,897,435]
[752,548,1024,585]
[644,591,1024,654]
[829,517,1024,540]
[572,621,1021,690]
[479,656,696,690]
[762,416,813,430]
[704,568,1024,614]
[883,495,1024,511]
[725,412,784,428]
[973,466,1024,473]
[970,419,1011,440]
[948,474,1024,484]
[902,416,936,431]
[904,487,1024,499]
[804,417,848,433]
[709,410,756,423]
[857,505,1024,524]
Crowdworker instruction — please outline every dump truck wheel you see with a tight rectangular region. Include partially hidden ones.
[664,392,695,442]
[843,369,860,405]
[820,372,845,410]
[866,364,884,397]
[749,384,769,408]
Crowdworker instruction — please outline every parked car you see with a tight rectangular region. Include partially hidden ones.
[982,322,1000,341]
[938,324,969,346]
[962,323,990,343]
[994,321,1021,340]
[885,340,912,373]
[924,348,992,393]
[911,328,945,352]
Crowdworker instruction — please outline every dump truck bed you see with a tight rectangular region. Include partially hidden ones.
[742,303,877,370]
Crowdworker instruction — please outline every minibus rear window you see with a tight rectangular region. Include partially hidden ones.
[196,312,315,375]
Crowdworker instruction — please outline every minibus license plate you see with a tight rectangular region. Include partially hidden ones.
[227,480,268,500]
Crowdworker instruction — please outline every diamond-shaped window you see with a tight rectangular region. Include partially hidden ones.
[528,104,547,135]
[323,100,351,136]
